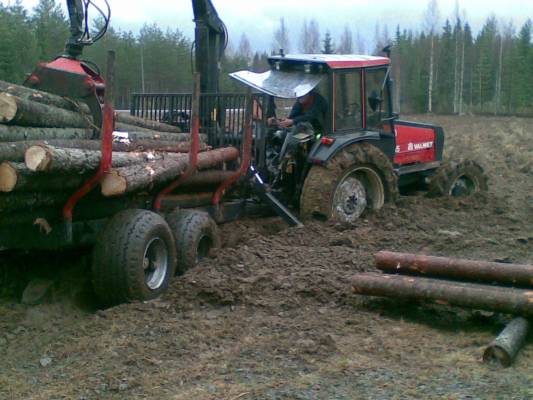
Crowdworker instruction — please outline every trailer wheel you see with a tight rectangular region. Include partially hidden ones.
[428,159,488,197]
[167,209,220,274]
[300,142,398,223]
[92,209,177,306]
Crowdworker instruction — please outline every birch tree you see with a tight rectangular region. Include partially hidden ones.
[424,0,440,113]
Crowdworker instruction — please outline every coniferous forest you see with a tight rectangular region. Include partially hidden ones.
[1,0,532,114]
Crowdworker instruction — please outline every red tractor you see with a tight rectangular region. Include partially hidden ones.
[229,53,488,223]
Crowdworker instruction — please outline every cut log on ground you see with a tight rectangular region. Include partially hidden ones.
[350,273,533,316]
[101,147,239,197]
[483,317,530,367]
[115,113,181,133]
[25,145,182,173]
[0,80,91,114]
[0,93,94,128]
[0,125,94,142]
[375,251,533,288]
[0,162,86,192]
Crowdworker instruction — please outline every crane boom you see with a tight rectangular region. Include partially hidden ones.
[192,0,228,93]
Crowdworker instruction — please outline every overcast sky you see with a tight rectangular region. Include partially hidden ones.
[17,0,533,51]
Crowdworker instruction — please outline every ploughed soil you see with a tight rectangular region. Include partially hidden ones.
[1,115,532,399]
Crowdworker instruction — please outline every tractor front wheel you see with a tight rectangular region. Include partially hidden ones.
[428,159,488,197]
[300,142,398,223]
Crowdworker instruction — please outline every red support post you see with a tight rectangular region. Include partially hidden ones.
[211,89,253,205]
[62,51,116,240]
[153,74,201,211]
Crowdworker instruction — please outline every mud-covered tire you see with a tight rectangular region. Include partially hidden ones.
[92,209,177,306]
[300,142,398,222]
[427,159,488,197]
[167,209,220,274]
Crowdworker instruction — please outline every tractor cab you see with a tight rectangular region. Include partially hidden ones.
[231,54,394,135]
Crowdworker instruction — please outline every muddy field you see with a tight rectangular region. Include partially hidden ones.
[1,115,532,399]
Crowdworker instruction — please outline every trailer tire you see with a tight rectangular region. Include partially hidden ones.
[167,209,220,274]
[427,159,488,197]
[300,142,398,223]
[92,209,177,306]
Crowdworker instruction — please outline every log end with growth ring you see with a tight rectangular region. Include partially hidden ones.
[101,170,128,197]
[0,162,17,192]
[25,146,51,172]
[0,93,17,123]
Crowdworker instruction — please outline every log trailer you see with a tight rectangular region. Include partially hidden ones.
[0,0,488,306]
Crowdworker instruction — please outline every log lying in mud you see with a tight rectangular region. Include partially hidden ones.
[101,147,239,197]
[483,317,530,367]
[375,251,533,288]
[0,125,94,142]
[350,273,533,316]
[0,93,93,128]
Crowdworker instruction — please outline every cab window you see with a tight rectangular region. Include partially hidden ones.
[334,71,362,131]
[365,68,390,129]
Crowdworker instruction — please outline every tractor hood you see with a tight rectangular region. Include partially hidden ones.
[229,70,323,99]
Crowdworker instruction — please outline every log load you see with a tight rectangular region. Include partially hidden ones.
[101,147,239,197]
[350,273,533,316]
[375,251,533,288]
[0,80,182,133]
[483,317,530,367]
[24,145,185,173]
[0,139,207,163]
[0,125,94,142]
[0,93,94,128]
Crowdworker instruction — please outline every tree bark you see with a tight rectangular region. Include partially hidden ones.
[0,125,94,142]
[0,139,205,163]
[351,273,533,316]
[0,191,71,212]
[113,128,198,142]
[0,93,94,128]
[0,162,87,193]
[115,113,181,133]
[483,317,530,367]
[0,80,91,114]
[25,145,183,173]
[374,251,533,288]
[101,147,239,197]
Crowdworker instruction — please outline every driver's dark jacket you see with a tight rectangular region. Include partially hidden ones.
[289,93,327,132]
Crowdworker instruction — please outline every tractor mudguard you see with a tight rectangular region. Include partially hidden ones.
[308,131,396,165]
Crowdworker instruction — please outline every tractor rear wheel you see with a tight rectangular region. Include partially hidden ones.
[92,209,177,307]
[428,159,488,197]
[167,209,220,274]
[300,142,398,223]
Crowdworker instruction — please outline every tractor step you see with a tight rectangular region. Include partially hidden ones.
[250,166,303,228]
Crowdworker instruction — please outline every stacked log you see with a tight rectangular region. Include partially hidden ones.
[0,80,237,232]
[351,251,533,366]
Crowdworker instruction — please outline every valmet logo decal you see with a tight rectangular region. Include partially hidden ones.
[395,142,434,153]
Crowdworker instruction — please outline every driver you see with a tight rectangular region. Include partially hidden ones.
[268,90,327,132]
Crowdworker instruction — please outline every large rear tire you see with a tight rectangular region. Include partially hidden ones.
[428,159,488,197]
[167,209,220,274]
[92,209,177,306]
[300,142,398,223]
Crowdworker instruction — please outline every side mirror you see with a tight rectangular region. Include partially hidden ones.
[368,90,383,112]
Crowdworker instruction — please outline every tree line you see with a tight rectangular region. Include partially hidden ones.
[1,0,532,115]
